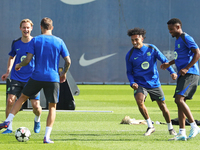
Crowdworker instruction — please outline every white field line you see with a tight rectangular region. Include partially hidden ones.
[22,109,113,113]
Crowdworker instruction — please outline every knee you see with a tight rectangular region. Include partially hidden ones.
[7,98,15,106]
[136,99,144,108]
[174,95,185,105]
[174,99,179,105]
[32,101,41,110]
[174,99,183,105]
[158,102,168,112]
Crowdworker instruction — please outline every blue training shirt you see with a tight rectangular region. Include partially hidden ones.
[9,38,35,82]
[27,35,70,82]
[126,44,176,88]
[174,33,199,76]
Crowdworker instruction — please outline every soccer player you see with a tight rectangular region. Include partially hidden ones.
[161,18,200,141]
[1,19,42,134]
[0,17,71,144]
[125,28,177,136]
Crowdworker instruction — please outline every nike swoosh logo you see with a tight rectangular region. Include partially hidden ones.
[134,57,138,60]
[79,53,117,67]
[60,0,96,5]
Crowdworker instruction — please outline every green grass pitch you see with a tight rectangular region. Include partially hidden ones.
[0,84,200,150]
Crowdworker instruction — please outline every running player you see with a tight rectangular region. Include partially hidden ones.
[161,18,200,141]
[126,27,177,136]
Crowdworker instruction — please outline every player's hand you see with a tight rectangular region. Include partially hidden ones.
[160,63,170,70]
[59,72,66,83]
[1,73,9,81]
[179,68,188,76]
[171,73,177,80]
[131,83,138,90]
[15,64,22,71]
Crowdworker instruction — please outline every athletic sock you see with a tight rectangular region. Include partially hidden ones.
[5,113,15,122]
[7,121,12,131]
[190,121,198,129]
[34,115,41,122]
[167,122,173,130]
[45,126,52,141]
[146,118,154,128]
[179,128,186,136]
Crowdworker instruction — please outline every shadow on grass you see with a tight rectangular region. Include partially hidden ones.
[53,133,168,142]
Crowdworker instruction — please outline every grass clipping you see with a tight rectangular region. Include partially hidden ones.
[120,116,147,125]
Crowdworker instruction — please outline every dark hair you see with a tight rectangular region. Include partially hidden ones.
[127,28,146,38]
[167,18,182,27]
[40,17,53,30]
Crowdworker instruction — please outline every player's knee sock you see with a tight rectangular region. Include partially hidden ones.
[146,118,154,128]
[179,128,186,136]
[190,121,198,129]
[7,121,12,131]
[45,126,52,140]
[34,115,41,122]
[5,113,15,122]
[167,122,173,130]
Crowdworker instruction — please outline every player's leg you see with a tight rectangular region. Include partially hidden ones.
[148,87,176,135]
[156,100,176,135]
[175,95,194,125]
[30,99,42,133]
[177,96,187,136]
[43,82,59,144]
[31,99,42,117]
[11,93,29,115]
[169,74,199,141]
[169,95,187,141]
[28,88,42,133]
[0,93,29,131]
[156,101,170,122]
[175,95,199,140]
[134,86,155,136]
[6,94,17,118]
[2,80,22,134]
[2,94,16,134]
[135,93,149,120]
[0,78,40,131]
[44,103,56,144]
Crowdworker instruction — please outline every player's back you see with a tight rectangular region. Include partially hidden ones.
[29,35,69,82]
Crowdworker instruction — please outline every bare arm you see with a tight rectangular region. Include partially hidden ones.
[179,48,200,76]
[60,56,71,83]
[1,56,15,81]
[160,60,175,70]
[15,53,34,71]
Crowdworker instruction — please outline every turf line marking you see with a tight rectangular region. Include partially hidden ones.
[22,109,113,113]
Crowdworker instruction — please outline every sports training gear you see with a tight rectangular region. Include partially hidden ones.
[43,137,54,144]
[27,35,70,82]
[34,121,41,133]
[169,129,177,135]
[2,129,12,134]
[168,133,187,141]
[0,121,10,130]
[174,32,199,76]
[144,127,155,136]
[187,127,200,140]
[126,44,175,88]
[9,38,35,82]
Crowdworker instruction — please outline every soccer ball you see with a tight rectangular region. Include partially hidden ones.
[15,127,31,142]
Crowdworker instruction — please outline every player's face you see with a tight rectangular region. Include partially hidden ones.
[168,24,179,38]
[20,22,33,38]
[131,35,144,49]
